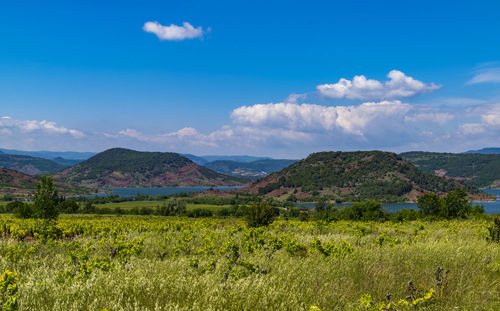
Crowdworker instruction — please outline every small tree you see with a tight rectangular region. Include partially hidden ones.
[417,193,443,216]
[246,201,275,227]
[33,175,60,220]
[444,188,471,218]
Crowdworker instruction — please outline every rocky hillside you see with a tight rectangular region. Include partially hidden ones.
[242,151,488,202]
[0,167,87,197]
[53,148,248,188]
[401,151,500,188]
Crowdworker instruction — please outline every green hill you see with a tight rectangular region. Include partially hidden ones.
[400,151,500,188]
[0,167,38,196]
[242,151,488,202]
[204,159,297,180]
[464,147,500,154]
[0,167,88,198]
[53,148,248,188]
[0,154,67,175]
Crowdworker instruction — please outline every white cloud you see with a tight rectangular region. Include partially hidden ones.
[317,70,441,100]
[467,67,500,84]
[460,123,487,135]
[231,100,411,137]
[0,116,85,138]
[480,103,500,127]
[404,112,454,125]
[143,21,205,41]
[284,93,307,104]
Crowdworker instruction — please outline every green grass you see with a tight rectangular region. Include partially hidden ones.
[0,216,498,310]
[93,200,232,211]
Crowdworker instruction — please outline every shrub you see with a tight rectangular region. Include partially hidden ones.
[488,216,500,243]
[5,201,25,213]
[57,200,79,214]
[186,208,213,218]
[246,201,275,227]
[13,203,34,219]
[392,208,421,222]
[0,270,18,311]
[340,200,388,221]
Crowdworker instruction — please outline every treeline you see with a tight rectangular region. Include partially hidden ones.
[313,188,485,222]
[71,192,260,205]
[0,199,260,219]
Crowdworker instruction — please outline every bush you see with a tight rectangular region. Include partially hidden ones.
[57,200,79,214]
[246,201,275,227]
[340,200,388,221]
[5,201,25,213]
[391,209,421,222]
[488,216,500,243]
[13,203,34,219]
[186,208,213,218]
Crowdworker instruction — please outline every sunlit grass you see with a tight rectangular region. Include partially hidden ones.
[0,216,498,310]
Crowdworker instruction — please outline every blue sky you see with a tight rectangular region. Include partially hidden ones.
[1,0,499,157]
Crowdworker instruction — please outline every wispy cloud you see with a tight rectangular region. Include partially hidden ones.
[143,21,205,41]
[316,70,441,100]
[466,64,500,84]
[0,116,85,138]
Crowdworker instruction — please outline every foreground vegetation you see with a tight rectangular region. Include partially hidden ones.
[0,177,498,310]
[0,215,499,310]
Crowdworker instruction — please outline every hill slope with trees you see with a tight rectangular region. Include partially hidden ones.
[242,151,488,202]
[53,148,248,188]
[0,154,67,175]
[204,159,297,180]
[400,151,500,188]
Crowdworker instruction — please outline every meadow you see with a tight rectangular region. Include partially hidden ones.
[0,215,498,310]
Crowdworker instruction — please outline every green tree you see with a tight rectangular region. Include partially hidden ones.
[417,193,443,216]
[444,188,472,218]
[342,200,387,221]
[33,175,60,220]
[245,201,275,227]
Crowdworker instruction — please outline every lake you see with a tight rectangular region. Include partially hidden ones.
[89,187,500,215]
[297,189,500,214]
[92,186,242,197]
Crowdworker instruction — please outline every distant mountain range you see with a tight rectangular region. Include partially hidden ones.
[0,153,67,175]
[464,147,500,154]
[181,154,272,165]
[401,151,500,188]
[53,148,248,188]
[204,159,297,180]
[242,151,488,202]
[0,148,95,160]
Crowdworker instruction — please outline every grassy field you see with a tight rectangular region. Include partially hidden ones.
[0,215,498,310]
[92,200,232,212]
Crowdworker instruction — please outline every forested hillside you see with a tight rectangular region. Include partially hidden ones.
[54,148,248,188]
[0,154,66,175]
[401,151,500,188]
[243,151,487,202]
[204,159,297,179]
